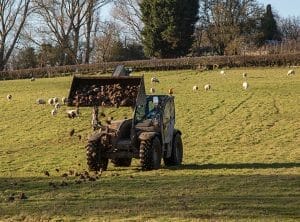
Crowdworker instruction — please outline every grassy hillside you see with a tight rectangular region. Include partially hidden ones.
[0,67,299,221]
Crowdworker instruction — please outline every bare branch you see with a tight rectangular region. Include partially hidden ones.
[0,0,32,70]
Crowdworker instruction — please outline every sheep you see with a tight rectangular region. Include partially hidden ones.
[66,108,79,118]
[192,85,198,91]
[149,88,155,94]
[151,77,160,83]
[242,81,249,90]
[6,94,12,100]
[168,88,174,95]
[53,97,59,103]
[204,84,211,91]
[30,77,35,82]
[242,72,247,78]
[54,103,61,109]
[61,97,68,105]
[220,70,225,75]
[51,108,57,116]
[36,98,46,105]
[287,69,295,76]
[48,98,54,105]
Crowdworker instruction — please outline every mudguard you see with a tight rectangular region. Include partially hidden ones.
[173,129,182,136]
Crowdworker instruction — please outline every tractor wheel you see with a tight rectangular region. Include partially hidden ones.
[140,137,162,170]
[86,135,108,171]
[112,158,132,167]
[164,133,183,166]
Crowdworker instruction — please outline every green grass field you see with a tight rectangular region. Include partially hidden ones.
[0,67,299,221]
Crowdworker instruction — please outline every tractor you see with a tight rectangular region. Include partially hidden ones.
[67,68,183,171]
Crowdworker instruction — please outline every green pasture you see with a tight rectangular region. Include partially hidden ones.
[0,67,299,221]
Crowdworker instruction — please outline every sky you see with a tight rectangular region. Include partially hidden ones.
[256,0,299,17]
[102,1,299,19]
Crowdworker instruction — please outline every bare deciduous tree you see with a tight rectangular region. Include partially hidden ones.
[198,0,263,55]
[0,0,32,70]
[112,0,142,42]
[34,0,111,65]
[34,0,78,64]
[84,0,113,63]
[93,21,120,62]
[279,16,300,41]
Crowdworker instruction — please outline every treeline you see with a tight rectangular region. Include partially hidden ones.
[1,0,300,72]
[1,53,299,80]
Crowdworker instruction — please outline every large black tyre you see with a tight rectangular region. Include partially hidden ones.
[164,133,183,166]
[111,158,132,167]
[140,137,162,170]
[86,135,108,171]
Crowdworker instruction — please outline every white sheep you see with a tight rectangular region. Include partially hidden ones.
[54,103,61,109]
[51,108,57,116]
[287,69,295,76]
[61,97,68,105]
[30,77,35,82]
[220,70,225,75]
[192,85,198,91]
[48,98,54,105]
[242,72,247,78]
[6,94,12,100]
[204,84,211,91]
[151,77,159,83]
[66,108,79,118]
[242,81,249,90]
[149,88,155,94]
[36,98,46,105]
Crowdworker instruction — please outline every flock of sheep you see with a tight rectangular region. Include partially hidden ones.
[5,68,297,117]
[148,69,296,94]
[6,84,79,118]
[39,96,79,117]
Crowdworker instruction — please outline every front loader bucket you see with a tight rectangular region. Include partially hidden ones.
[67,75,146,108]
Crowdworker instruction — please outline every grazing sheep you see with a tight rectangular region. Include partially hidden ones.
[192,85,199,91]
[151,77,159,83]
[54,103,61,109]
[242,72,247,78]
[6,94,12,100]
[36,98,46,105]
[287,69,295,76]
[204,84,211,91]
[220,70,225,75]
[149,88,155,94]
[242,81,249,90]
[51,108,57,116]
[48,98,54,105]
[30,77,35,82]
[61,97,68,105]
[53,97,59,103]
[66,108,79,118]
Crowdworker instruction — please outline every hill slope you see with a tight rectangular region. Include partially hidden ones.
[0,68,299,221]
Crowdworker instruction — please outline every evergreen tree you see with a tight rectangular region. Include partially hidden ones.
[37,44,64,67]
[140,0,199,58]
[15,47,37,69]
[260,4,281,42]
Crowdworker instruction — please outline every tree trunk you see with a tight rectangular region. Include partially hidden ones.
[85,0,93,64]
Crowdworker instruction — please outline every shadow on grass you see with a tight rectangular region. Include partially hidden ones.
[167,162,300,170]
[0,172,299,220]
